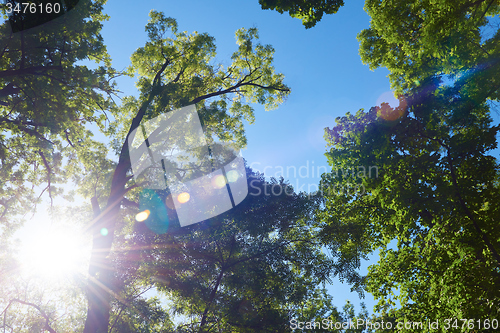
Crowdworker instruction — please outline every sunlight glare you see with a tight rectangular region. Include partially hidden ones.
[19,228,89,280]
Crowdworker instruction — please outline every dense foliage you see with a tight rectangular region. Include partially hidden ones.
[258,0,345,28]
[82,10,293,333]
[0,0,115,231]
[318,0,500,330]
[114,171,332,332]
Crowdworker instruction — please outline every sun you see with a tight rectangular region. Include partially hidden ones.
[18,227,90,280]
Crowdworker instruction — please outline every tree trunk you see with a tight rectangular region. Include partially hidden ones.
[82,79,157,332]
[83,193,124,332]
[80,54,274,330]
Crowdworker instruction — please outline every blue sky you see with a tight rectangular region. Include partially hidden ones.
[97,0,399,313]
[100,0,398,188]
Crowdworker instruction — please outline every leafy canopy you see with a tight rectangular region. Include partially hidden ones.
[83,10,293,333]
[0,0,117,231]
[316,0,500,327]
[358,0,500,95]
[258,0,345,28]
[125,170,332,332]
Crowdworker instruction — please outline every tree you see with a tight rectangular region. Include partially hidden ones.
[358,0,500,95]
[291,287,375,333]
[317,83,500,328]
[258,0,345,28]
[108,296,174,333]
[126,170,332,332]
[314,0,500,328]
[0,0,117,231]
[82,11,290,333]
[0,1,118,331]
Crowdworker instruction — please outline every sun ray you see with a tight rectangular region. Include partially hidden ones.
[18,227,90,281]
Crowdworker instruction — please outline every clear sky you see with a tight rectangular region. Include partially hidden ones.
[96,0,398,314]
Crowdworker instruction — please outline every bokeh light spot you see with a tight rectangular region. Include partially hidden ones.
[376,90,399,109]
[213,175,226,189]
[177,192,190,204]
[226,170,239,183]
[135,209,150,222]
[100,228,108,236]
[139,189,169,234]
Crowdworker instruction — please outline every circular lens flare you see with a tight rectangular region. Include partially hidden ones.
[135,209,150,222]
[177,192,190,204]
[376,91,407,121]
[213,175,226,189]
[226,170,239,183]
[376,91,399,109]
[100,228,108,236]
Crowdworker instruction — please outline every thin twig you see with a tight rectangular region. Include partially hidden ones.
[38,150,53,208]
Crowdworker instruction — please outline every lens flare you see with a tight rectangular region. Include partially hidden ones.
[213,175,226,189]
[135,209,150,222]
[226,170,239,183]
[100,228,108,236]
[376,91,399,108]
[177,192,190,204]
[139,189,169,234]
